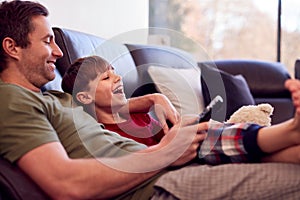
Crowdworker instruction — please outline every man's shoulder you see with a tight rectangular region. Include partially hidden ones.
[0,81,40,103]
[43,90,71,98]
[43,90,74,107]
[0,82,72,108]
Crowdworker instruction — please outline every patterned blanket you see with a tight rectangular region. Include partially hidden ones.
[152,163,300,200]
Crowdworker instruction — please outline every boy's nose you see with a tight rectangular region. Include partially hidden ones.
[114,74,122,82]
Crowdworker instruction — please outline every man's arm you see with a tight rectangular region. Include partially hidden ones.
[18,120,207,199]
[18,142,160,199]
[120,93,180,132]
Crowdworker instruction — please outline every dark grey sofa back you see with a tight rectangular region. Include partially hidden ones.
[52,27,146,97]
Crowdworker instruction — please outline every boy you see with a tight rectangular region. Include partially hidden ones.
[62,57,165,146]
[62,55,300,165]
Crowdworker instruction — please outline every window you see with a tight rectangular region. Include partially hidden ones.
[282,0,300,76]
[149,0,300,76]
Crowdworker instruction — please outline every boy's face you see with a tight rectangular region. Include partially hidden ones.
[89,68,127,112]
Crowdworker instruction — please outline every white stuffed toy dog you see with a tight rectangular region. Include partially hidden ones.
[227,103,274,126]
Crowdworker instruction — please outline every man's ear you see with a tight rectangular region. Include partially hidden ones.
[76,92,93,105]
[2,37,20,60]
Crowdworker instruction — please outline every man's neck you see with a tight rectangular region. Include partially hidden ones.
[0,68,41,92]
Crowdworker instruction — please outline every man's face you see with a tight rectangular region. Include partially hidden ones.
[18,15,63,90]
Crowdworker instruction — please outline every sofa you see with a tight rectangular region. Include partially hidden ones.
[1,27,299,199]
[49,27,294,124]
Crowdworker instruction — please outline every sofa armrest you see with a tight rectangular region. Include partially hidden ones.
[208,59,291,98]
[294,59,300,79]
[0,157,49,200]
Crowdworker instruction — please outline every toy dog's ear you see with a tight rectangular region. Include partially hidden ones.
[257,103,274,115]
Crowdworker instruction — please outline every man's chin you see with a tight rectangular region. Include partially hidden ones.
[39,75,56,88]
[48,72,56,81]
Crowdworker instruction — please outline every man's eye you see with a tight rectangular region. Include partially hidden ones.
[44,41,50,44]
[103,76,109,80]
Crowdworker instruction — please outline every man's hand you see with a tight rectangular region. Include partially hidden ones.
[157,115,208,167]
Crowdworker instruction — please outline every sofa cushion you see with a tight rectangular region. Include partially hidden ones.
[148,66,205,115]
[200,63,255,121]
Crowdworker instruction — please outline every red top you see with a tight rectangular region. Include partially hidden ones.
[103,113,165,146]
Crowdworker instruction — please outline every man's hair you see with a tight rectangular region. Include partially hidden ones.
[61,56,110,105]
[0,0,49,71]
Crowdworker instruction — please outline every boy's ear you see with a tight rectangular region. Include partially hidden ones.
[2,37,20,60]
[76,92,93,105]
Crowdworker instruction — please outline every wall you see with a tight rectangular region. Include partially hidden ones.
[38,0,149,39]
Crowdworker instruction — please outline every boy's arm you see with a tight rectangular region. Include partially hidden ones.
[121,93,180,132]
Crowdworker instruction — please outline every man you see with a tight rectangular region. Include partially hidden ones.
[1,1,300,200]
[0,1,206,199]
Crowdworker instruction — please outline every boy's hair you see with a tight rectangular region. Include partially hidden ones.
[0,0,49,71]
[62,55,110,104]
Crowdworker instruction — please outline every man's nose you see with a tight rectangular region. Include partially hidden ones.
[52,42,63,58]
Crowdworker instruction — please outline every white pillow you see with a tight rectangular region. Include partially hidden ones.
[148,66,205,115]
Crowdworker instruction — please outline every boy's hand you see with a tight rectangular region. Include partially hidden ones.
[151,94,180,133]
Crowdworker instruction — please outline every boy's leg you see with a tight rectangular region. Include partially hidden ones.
[256,119,300,154]
[262,145,300,163]
[198,118,300,165]
[257,79,300,154]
